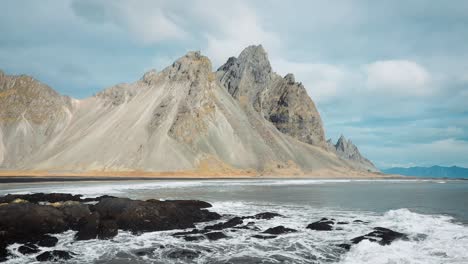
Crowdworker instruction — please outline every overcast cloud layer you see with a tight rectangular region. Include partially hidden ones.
[1,0,467,168]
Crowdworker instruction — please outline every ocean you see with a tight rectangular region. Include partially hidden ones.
[1,179,467,263]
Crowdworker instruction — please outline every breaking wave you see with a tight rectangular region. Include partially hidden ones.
[4,203,468,264]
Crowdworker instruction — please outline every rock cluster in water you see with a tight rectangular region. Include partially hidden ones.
[0,193,220,262]
[0,193,409,262]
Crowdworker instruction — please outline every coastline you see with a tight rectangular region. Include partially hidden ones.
[0,168,403,183]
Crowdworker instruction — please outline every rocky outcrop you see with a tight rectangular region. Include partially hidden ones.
[351,227,408,246]
[262,226,297,235]
[307,218,335,231]
[217,45,326,147]
[0,193,222,262]
[328,135,379,172]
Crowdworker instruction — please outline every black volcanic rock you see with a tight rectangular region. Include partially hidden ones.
[306,218,334,231]
[167,249,200,260]
[18,243,40,255]
[351,227,408,245]
[0,242,9,262]
[337,243,351,250]
[252,235,277,239]
[262,226,297,235]
[184,235,205,242]
[57,202,91,230]
[75,212,100,240]
[0,193,223,262]
[205,231,228,240]
[37,235,58,247]
[0,202,67,244]
[36,250,74,262]
[243,212,283,220]
[94,197,220,234]
[98,219,118,239]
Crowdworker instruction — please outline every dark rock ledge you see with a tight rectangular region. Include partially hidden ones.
[0,193,221,262]
[0,192,409,262]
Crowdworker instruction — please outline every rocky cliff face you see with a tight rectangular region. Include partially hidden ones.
[216,45,325,147]
[327,135,379,172]
[0,71,72,167]
[0,47,376,175]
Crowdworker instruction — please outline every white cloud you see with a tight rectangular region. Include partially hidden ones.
[271,59,352,103]
[196,1,280,67]
[118,2,187,44]
[364,60,432,96]
[71,0,187,44]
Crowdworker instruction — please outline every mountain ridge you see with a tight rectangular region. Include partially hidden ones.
[0,46,379,177]
[383,165,468,178]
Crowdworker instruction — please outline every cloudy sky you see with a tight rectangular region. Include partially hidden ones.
[1,0,468,168]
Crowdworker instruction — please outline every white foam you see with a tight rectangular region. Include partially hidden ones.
[3,203,467,263]
[1,180,467,263]
[339,209,468,264]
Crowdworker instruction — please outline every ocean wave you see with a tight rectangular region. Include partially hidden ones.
[4,202,466,264]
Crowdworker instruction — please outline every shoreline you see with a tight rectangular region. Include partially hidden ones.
[0,175,464,184]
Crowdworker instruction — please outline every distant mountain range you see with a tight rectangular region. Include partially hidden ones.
[383,166,468,178]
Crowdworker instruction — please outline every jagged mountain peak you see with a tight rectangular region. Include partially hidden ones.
[216,45,326,147]
[284,73,295,84]
[335,134,349,150]
[329,135,379,172]
[217,45,272,98]
[238,45,269,64]
[141,69,158,84]
[166,51,213,82]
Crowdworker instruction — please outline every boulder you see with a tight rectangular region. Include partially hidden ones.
[18,243,40,255]
[337,243,351,250]
[36,235,58,247]
[57,202,91,229]
[351,227,408,245]
[352,219,369,224]
[36,250,74,262]
[158,200,213,209]
[94,198,220,233]
[306,218,334,231]
[0,193,223,262]
[75,212,100,240]
[167,249,200,260]
[205,232,228,240]
[243,212,283,220]
[252,235,277,239]
[0,203,67,244]
[184,235,205,241]
[262,226,297,235]
[0,242,10,262]
[98,219,118,239]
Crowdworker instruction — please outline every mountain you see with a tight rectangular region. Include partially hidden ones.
[0,45,377,176]
[327,135,379,172]
[383,166,468,178]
